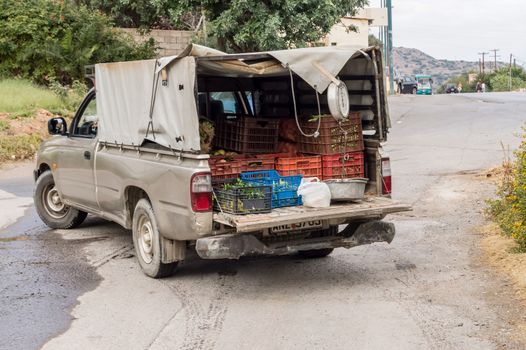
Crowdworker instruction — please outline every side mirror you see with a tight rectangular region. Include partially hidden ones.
[48,117,67,135]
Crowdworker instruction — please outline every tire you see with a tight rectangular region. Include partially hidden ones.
[132,198,178,278]
[297,248,334,259]
[34,170,87,229]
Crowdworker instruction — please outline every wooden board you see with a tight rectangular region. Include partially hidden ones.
[213,197,412,233]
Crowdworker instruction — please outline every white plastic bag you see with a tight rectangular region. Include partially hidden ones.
[297,178,331,208]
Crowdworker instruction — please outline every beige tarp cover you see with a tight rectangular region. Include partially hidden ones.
[96,56,200,150]
[96,44,365,150]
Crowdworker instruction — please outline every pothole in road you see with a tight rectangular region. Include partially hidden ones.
[395,261,417,270]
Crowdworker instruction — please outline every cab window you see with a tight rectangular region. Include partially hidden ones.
[210,91,240,114]
[73,95,98,138]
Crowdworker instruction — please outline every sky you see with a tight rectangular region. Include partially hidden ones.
[368,0,526,66]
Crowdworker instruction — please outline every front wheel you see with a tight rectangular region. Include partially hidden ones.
[132,199,177,278]
[34,170,87,229]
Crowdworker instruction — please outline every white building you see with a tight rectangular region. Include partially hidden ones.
[322,8,388,48]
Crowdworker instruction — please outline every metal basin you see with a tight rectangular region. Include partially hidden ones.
[324,178,368,201]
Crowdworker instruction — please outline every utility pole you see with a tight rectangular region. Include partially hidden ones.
[509,53,513,91]
[478,58,482,75]
[489,49,499,71]
[379,0,386,67]
[386,0,394,94]
[478,52,488,75]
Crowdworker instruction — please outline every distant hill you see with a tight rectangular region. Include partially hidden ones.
[393,47,481,86]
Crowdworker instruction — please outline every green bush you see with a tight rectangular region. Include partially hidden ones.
[490,73,526,92]
[487,129,526,251]
[0,0,157,85]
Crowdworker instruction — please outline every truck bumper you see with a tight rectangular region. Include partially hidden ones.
[195,221,395,260]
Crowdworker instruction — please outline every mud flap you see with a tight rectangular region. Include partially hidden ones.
[339,220,395,248]
[161,237,186,263]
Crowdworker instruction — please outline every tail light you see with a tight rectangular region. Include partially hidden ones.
[191,172,212,212]
[381,157,392,195]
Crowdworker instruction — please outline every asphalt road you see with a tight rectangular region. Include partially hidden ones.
[1,92,525,349]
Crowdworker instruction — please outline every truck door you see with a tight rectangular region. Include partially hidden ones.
[56,91,99,211]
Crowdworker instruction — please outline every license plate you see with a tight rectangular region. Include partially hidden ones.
[268,220,323,235]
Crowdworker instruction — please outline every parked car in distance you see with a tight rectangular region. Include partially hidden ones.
[399,76,418,94]
[445,84,459,94]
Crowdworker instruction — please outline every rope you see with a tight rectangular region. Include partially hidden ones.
[145,60,160,140]
[212,189,224,214]
[338,121,349,178]
[288,67,321,138]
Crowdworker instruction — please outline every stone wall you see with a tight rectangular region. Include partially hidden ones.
[118,28,194,57]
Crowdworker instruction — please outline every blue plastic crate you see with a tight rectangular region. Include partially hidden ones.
[241,170,303,208]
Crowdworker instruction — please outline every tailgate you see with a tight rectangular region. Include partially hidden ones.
[213,197,412,233]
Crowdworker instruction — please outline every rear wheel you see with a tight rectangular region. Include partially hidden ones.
[297,226,338,258]
[132,198,177,278]
[34,170,87,229]
[297,248,334,259]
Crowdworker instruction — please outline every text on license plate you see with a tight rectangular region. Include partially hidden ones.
[269,220,323,235]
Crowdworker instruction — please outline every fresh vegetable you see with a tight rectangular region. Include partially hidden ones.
[221,179,266,199]
[199,120,215,153]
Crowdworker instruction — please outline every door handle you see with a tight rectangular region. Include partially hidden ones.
[84,151,91,160]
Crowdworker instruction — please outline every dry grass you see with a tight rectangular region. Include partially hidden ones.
[0,109,53,163]
[479,222,526,345]
[0,134,42,163]
[480,223,526,301]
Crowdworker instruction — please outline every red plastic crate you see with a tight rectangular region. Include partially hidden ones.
[276,155,322,178]
[214,117,279,153]
[209,154,276,180]
[239,154,275,173]
[299,113,364,155]
[322,152,365,180]
[209,157,243,180]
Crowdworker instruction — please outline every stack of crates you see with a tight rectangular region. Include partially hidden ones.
[298,113,365,180]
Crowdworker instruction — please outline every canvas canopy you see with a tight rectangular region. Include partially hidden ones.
[96,44,368,151]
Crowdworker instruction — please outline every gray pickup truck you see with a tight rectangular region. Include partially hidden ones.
[34,44,411,278]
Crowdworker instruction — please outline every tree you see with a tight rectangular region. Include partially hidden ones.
[79,0,369,52]
[180,0,368,52]
[368,34,383,47]
[77,0,177,29]
[0,0,156,85]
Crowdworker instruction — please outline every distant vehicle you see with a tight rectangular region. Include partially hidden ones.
[399,76,418,94]
[445,84,459,94]
[415,74,433,95]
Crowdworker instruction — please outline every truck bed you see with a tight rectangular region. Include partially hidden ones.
[213,197,412,233]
